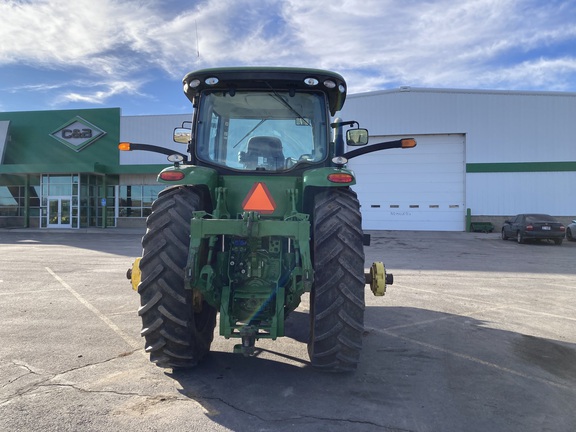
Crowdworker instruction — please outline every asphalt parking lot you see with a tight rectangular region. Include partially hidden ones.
[0,228,575,432]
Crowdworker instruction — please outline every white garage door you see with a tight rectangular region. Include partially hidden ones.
[348,134,465,231]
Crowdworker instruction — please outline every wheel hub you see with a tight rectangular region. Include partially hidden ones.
[366,261,392,296]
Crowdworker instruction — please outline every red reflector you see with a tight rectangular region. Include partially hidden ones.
[327,173,354,183]
[159,170,185,181]
[242,182,276,214]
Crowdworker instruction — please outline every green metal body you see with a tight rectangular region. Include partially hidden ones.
[154,67,359,345]
[156,165,356,342]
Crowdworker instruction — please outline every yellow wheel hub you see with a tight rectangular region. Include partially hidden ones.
[369,261,386,296]
[127,257,141,291]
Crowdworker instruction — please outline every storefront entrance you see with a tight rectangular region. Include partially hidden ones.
[47,196,72,228]
[39,173,115,229]
[0,107,122,229]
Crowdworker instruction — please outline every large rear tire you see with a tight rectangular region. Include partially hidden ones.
[138,186,216,368]
[308,188,366,372]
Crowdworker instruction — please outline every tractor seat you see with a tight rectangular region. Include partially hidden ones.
[240,136,285,170]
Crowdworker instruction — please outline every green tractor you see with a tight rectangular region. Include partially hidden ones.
[123,67,416,372]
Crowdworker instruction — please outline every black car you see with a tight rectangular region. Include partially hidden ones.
[501,214,565,245]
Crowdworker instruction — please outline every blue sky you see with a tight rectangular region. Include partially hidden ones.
[1,0,576,116]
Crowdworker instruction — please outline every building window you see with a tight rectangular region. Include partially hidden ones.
[0,186,21,216]
[0,184,41,218]
[118,185,163,218]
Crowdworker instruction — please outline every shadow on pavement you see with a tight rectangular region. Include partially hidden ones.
[166,306,576,432]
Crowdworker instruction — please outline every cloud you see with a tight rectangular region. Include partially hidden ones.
[1,0,576,109]
[482,57,576,91]
[279,0,576,91]
[0,0,130,65]
[53,80,148,105]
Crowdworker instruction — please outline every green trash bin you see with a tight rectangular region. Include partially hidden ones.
[470,222,494,233]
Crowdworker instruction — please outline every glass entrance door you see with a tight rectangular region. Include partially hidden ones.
[47,197,72,228]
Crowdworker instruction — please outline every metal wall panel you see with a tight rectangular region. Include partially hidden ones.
[467,171,575,216]
[341,88,576,163]
[120,114,191,165]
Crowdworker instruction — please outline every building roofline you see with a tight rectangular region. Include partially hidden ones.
[120,113,191,119]
[348,86,576,99]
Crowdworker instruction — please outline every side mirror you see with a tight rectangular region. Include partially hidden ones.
[173,127,191,144]
[504,220,511,224]
[346,128,369,146]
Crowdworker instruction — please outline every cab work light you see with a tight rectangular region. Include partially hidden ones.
[327,173,354,183]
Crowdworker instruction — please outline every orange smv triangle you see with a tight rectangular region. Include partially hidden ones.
[242,182,276,214]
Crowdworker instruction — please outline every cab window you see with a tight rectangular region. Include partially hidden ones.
[196,91,327,171]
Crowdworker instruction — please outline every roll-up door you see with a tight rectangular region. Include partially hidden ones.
[348,134,465,231]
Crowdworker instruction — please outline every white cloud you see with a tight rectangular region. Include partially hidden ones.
[53,80,147,105]
[279,0,576,91]
[1,0,576,108]
[481,57,576,91]
[0,0,132,65]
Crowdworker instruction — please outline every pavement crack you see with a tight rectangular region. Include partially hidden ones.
[0,350,140,406]
[1,361,42,389]
[36,382,147,398]
[51,349,140,379]
[187,394,264,420]
[189,393,411,430]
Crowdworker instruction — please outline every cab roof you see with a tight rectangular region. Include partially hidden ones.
[182,67,347,115]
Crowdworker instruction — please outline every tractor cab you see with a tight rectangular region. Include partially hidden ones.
[173,67,350,174]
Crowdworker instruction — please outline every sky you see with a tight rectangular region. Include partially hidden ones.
[1,0,576,116]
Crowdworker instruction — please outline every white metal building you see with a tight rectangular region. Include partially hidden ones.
[340,88,576,231]
[117,88,576,232]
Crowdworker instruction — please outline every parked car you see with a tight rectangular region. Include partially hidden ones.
[567,220,576,241]
[501,214,565,245]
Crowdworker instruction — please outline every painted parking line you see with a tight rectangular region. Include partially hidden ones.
[395,283,576,323]
[46,267,142,351]
[366,326,572,391]
[0,288,66,295]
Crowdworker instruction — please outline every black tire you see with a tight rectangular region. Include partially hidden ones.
[567,228,574,241]
[501,229,508,240]
[517,231,525,244]
[308,188,366,372]
[138,186,216,368]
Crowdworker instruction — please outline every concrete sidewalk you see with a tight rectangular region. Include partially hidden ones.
[0,227,146,235]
